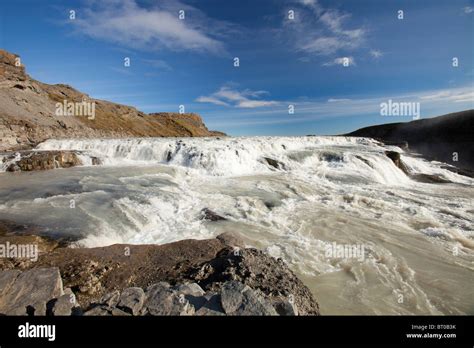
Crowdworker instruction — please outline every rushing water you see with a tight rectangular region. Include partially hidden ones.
[1,136,473,314]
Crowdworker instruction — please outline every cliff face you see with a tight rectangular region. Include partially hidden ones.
[346,110,474,171]
[0,49,224,152]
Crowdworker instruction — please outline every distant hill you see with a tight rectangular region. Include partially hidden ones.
[0,49,225,152]
[346,110,474,170]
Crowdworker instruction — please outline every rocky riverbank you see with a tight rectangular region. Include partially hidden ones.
[0,150,94,172]
[0,230,320,316]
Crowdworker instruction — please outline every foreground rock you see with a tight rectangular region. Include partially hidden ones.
[0,268,63,315]
[0,233,320,315]
[85,279,282,316]
[186,248,318,315]
[0,268,283,316]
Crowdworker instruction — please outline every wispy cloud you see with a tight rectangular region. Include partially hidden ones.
[204,86,473,129]
[142,59,173,71]
[420,89,474,103]
[301,37,348,55]
[109,66,134,76]
[322,56,356,67]
[71,0,231,54]
[370,49,383,59]
[463,6,473,14]
[297,0,321,13]
[292,2,367,56]
[327,98,352,103]
[196,85,279,108]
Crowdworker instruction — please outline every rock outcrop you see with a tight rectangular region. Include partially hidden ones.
[0,232,320,315]
[2,150,83,172]
[346,110,474,171]
[200,208,227,222]
[385,151,409,174]
[385,150,452,184]
[0,49,225,152]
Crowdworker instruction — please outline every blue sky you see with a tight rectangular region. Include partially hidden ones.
[0,0,473,135]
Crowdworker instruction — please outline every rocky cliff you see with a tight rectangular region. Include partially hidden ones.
[346,110,474,171]
[0,49,225,152]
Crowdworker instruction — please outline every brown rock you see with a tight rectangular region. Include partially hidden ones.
[385,151,409,174]
[5,150,81,171]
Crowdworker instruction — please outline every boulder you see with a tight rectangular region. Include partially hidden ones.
[99,290,120,307]
[219,281,277,315]
[232,288,278,316]
[0,269,21,297]
[110,307,132,316]
[220,281,248,313]
[320,151,344,162]
[262,157,287,170]
[200,208,227,222]
[0,267,63,315]
[174,282,205,297]
[143,283,194,316]
[50,293,77,316]
[195,294,225,316]
[174,283,207,309]
[272,298,299,316]
[83,305,112,316]
[385,151,409,174]
[117,287,145,316]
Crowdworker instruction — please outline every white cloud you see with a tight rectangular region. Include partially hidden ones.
[205,86,473,129]
[72,0,227,54]
[195,96,230,107]
[301,37,345,55]
[294,3,367,56]
[463,6,473,14]
[196,85,279,108]
[370,49,383,59]
[323,56,356,66]
[327,98,351,103]
[420,89,474,103]
[142,59,172,71]
[298,0,321,12]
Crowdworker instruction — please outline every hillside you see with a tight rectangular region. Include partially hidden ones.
[346,110,474,170]
[0,49,225,152]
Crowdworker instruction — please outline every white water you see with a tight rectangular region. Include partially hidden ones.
[1,136,473,314]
